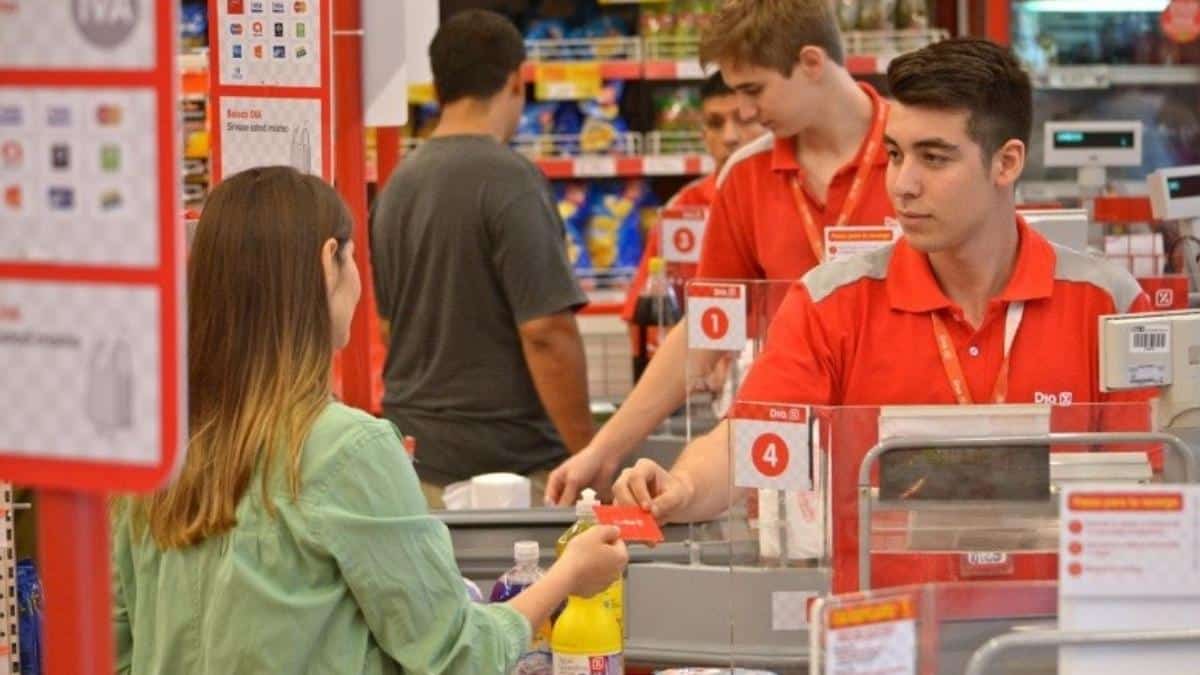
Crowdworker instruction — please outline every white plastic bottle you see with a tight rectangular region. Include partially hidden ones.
[491,541,552,675]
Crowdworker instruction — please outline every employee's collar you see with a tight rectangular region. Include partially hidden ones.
[887,215,1056,313]
[770,82,888,175]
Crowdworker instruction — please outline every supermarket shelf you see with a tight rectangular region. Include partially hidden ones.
[1032,65,1200,90]
[372,132,713,182]
[522,29,948,82]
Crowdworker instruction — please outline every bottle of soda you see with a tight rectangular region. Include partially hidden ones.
[631,257,681,382]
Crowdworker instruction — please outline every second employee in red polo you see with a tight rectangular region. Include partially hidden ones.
[547,0,894,504]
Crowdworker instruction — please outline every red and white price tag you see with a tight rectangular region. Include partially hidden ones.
[730,403,810,490]
[686,282,746,351]
[661,206,707,264]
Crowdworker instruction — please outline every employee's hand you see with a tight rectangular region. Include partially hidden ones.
[558,525,629,598]
[544,446,620,506]
[612,458,694,523]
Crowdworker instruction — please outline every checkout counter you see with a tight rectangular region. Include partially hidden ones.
[432,172,1200,672]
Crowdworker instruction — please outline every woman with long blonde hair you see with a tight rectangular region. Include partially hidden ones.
[112,166,627,674]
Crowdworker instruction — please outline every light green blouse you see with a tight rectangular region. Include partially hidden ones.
[112,402,531,674]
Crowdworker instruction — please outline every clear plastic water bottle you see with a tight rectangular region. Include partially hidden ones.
[491,541,552,675]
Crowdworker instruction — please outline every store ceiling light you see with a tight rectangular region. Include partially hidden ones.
[1021,0,1169,11]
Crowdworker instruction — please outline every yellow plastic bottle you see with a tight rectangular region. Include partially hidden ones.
[551,591,623,675]
[556,489,624,633]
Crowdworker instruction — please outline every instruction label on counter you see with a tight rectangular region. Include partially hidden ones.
[824,596,916,675]
[1060,485,1200,598]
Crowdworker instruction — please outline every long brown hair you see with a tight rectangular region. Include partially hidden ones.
[137,166,353,549]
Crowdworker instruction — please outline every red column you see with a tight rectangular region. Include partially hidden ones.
[333,0,377,411]
[39,491,111,674]
[377,127,401,186]
[986,0,1012,45]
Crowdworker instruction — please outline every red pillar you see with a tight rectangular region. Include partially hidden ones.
[377,127,401,186]
[39,491,111,674]
[333,0,377,411]
[986,0,1012,45]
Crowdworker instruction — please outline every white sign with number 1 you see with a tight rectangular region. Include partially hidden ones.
[686,282,746,351]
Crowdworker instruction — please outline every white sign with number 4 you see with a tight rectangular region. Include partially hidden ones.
[686,282,746,351]
[731,405,810,490]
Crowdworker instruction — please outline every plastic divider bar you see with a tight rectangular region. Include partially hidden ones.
[856,431,1200,590]
[964,627,1200,675]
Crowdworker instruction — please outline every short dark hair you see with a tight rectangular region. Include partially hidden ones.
[886,38,1032,161]
[700,72,733,103]
[429,9,526,105]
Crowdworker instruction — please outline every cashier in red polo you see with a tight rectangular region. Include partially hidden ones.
[612,38,1156,523]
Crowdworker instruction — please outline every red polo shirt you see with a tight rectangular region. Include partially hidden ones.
[621,174,717,323]
[697,83,894,282]
[738,217,1154,409]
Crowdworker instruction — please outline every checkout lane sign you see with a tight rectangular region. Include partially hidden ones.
[730,402,810,491]
[686,282,747,352]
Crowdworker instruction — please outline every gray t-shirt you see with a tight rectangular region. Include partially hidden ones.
[370,135,587,485]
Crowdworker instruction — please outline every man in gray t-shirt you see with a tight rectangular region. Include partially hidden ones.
[370,9,593,498]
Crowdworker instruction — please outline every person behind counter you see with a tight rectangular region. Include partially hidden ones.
[617,71,766,367]
[612,38,1155,522]
[111,167,628,674]
[371,9,593,509]
[546,0,895,506]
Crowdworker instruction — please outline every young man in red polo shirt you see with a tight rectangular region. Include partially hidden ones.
[620,72,765,361]
[547,0,893,504]
[611,38,1154,522]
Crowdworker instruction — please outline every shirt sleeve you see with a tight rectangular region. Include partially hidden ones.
[488,188,588,325]
[737,282,839,406]
[308,421,532,674]
[111,504,134,675]
[695,179,761,280]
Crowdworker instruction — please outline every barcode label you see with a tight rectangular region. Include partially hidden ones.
[1129,325,1170,353]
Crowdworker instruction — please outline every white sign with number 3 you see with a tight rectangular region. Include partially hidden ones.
[731,404,810,490]
[686,282,747,351]
[662,209,707,264]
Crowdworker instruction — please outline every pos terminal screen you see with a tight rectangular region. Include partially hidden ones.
[1052,131,1135,149]
[1168,175,1200,199]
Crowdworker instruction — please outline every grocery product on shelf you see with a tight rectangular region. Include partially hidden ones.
[559,182,594,270]
[856,0,897,31]
[578,82,629,154]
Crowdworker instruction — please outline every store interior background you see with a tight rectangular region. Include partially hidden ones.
[178,1,1200,410]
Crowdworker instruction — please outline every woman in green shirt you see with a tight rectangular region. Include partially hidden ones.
[112,166,628,674]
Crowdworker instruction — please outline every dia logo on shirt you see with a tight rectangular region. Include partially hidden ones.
[1034,391,1074,405]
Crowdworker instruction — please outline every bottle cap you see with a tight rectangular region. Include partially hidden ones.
[648,256,665,274]
[575,487,600,517]
[514,540,539,563]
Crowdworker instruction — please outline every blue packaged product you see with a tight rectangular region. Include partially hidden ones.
[17,559,42,675]
[558,182,593,270]
[579,82,628,154]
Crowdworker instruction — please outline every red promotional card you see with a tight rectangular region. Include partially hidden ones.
[593,505,664,544]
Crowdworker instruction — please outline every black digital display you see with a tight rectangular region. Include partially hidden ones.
[1052,131,1136,149]
[1167,175,1200,199]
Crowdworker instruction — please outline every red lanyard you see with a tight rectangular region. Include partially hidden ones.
[931,302,1025,405]
[790,99,889,264]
